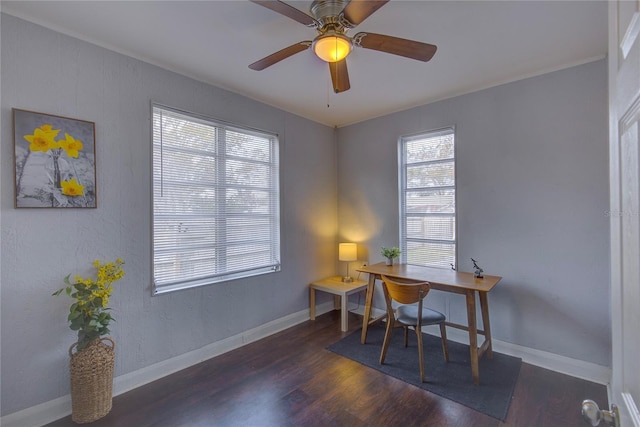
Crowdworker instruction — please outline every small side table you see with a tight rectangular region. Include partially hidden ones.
[309,276,368,331]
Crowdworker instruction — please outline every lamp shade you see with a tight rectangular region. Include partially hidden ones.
[313,33,352,62]
[339,243,357,261]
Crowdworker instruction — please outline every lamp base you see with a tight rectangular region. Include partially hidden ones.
[342,276,353,283]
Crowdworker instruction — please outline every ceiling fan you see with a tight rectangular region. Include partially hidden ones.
[248,0,437,93]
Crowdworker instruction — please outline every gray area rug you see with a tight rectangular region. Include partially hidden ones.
[326,324,521,421]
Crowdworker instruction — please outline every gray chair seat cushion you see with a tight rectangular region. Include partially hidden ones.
[396,305,446,326]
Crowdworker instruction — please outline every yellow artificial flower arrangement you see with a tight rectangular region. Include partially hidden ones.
[53,258,125,350]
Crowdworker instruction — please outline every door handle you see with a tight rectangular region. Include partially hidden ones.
[581,399,621,427]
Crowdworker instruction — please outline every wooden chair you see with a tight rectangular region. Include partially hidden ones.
[379,275,449,382]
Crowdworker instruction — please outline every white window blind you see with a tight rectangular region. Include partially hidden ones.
[152,105,280,294]
[400,128,456,269]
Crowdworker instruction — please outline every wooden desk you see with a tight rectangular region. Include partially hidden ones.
[309,276,368,332]
[357,262,502,385]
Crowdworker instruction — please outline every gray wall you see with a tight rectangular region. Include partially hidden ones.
[337,59,610,366]
[1,11,611,418]
[0,14,337,416]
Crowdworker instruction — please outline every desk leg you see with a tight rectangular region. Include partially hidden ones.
[479,291,493,359]
[340,293,348,332]
[466,290,480,385]
[360,273,377,344]
[309,288,316,320]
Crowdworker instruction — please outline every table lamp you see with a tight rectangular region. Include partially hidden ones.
[339,243,357,283]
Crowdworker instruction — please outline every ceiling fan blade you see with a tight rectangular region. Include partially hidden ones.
[250,0,317,27]
[354,32,437,62]
[249,41,312,71]
[329,59,350,93]
[341,0,389,27]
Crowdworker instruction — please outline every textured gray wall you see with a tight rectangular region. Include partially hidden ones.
[0,14,337,416]
[337,59,610,367]
[0,11,611,418]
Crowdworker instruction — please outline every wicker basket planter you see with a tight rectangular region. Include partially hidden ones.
[69,337,115,424]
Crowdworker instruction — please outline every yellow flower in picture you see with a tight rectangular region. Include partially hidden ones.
[58,132,84,158]
[23,124,60,152]
[61,178,85,197]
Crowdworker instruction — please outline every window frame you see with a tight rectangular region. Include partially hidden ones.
[151,103,281,295]
[398,126,457,269]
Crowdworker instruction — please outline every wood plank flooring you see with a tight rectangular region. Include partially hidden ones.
[45,310,608,426]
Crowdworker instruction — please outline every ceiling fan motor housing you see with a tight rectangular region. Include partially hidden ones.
[310,0,353,62]
[249,0,436,93]
[310,0,351,30]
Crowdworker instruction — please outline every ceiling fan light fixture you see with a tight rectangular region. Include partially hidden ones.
[313,32,352,62]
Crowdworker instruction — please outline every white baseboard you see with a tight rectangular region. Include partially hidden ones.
[1,305,611,427]
[421,325,612,386]
[0,395,72,427]
[1,306,313,427]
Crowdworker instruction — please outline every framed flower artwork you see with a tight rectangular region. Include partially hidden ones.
[13,109,97,208]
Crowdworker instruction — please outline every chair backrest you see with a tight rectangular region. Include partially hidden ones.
[381,275,431,305]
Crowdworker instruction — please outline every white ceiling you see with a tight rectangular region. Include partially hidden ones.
[1,0,607,127]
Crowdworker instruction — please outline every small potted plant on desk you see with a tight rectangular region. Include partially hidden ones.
[381,246,401,266]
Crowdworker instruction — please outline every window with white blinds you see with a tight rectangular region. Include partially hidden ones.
[152,105,280,294]
[399,128,456,269]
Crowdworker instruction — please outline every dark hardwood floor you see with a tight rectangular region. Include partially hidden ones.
[46,310,607,426]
